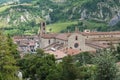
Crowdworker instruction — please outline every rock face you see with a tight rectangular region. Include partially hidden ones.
[0,0,120,28]
[79,0,120,24]
[0,5,42,27]
[0,0,54,27]
[49,0,120,25]
[109,14,120,26]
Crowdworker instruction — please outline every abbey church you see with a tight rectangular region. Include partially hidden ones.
[13,22,120,59]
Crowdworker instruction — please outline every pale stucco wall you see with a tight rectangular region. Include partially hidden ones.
[83,45,96,52]
[40,38,55,48]
[68,33,86,51]
[68,33,96,52]
[56,39,67,45]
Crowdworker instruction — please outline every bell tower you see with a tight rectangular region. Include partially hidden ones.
[40,22,46,35]
[38,22,46,48]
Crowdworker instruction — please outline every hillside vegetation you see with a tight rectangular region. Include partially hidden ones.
[0,0,120,35]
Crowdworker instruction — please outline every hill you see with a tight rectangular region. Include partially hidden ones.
[0,0,120,35]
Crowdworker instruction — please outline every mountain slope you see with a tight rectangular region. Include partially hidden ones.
[0,0,32,4]
[0,0,120,35]
[50,0,120,23]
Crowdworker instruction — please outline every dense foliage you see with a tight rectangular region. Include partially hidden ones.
[0,32,19,80]
[17,49,120,80]
[93,50,118,80]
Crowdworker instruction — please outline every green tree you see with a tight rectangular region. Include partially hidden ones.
[113,43,120,61]
[18,49,61,80]
[77,65,96,80]
[73,52,93,66]
[6,34,20,59]
[73,52,96,80]
[93,50,118,80]
[0,32,19,80]
[61,55,77,80]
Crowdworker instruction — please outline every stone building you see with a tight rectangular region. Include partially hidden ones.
[13,22,120,59]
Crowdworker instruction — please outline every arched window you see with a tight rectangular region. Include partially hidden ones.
[75,36,78,40]
[43,22,45,26]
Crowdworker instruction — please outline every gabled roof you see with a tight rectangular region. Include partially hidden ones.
[41,33,71,40]
[41,33,58,39]
[55,33,71,41]
[81,31,120,36]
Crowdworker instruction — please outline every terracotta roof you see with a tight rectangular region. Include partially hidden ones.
[86,41,110,49]
[45,50,67,59]
[92,37,120,41]
[67,49,80,55]
[41,33,58,39]
[29,41,35,46]
[41,33,71,40]
[13,35,38,39]
[55,33,71,41]
[81,31,120,36]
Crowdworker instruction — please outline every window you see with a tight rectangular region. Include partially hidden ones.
[74,43,79,48]
[75,36,78,40]
[48,40,50,44]
[43,22,45,26]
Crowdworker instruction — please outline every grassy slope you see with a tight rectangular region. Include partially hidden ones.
[46,20,107,33]
[0,5,11,13]
[0,5,10,27]
[46,21,78,32]
[0,5,13,27]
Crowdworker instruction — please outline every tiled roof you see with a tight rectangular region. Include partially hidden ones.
[41,31,120,40]
[41,33,71,40]
[41,33,58,39]
[55,33,71,41]
[45,50,67,59]
[13,35,38,39]
[29,41,35,46]
[81,31,120,36]
[92,37,120,41]
[86,41,110,49]
[67,49,80,55]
